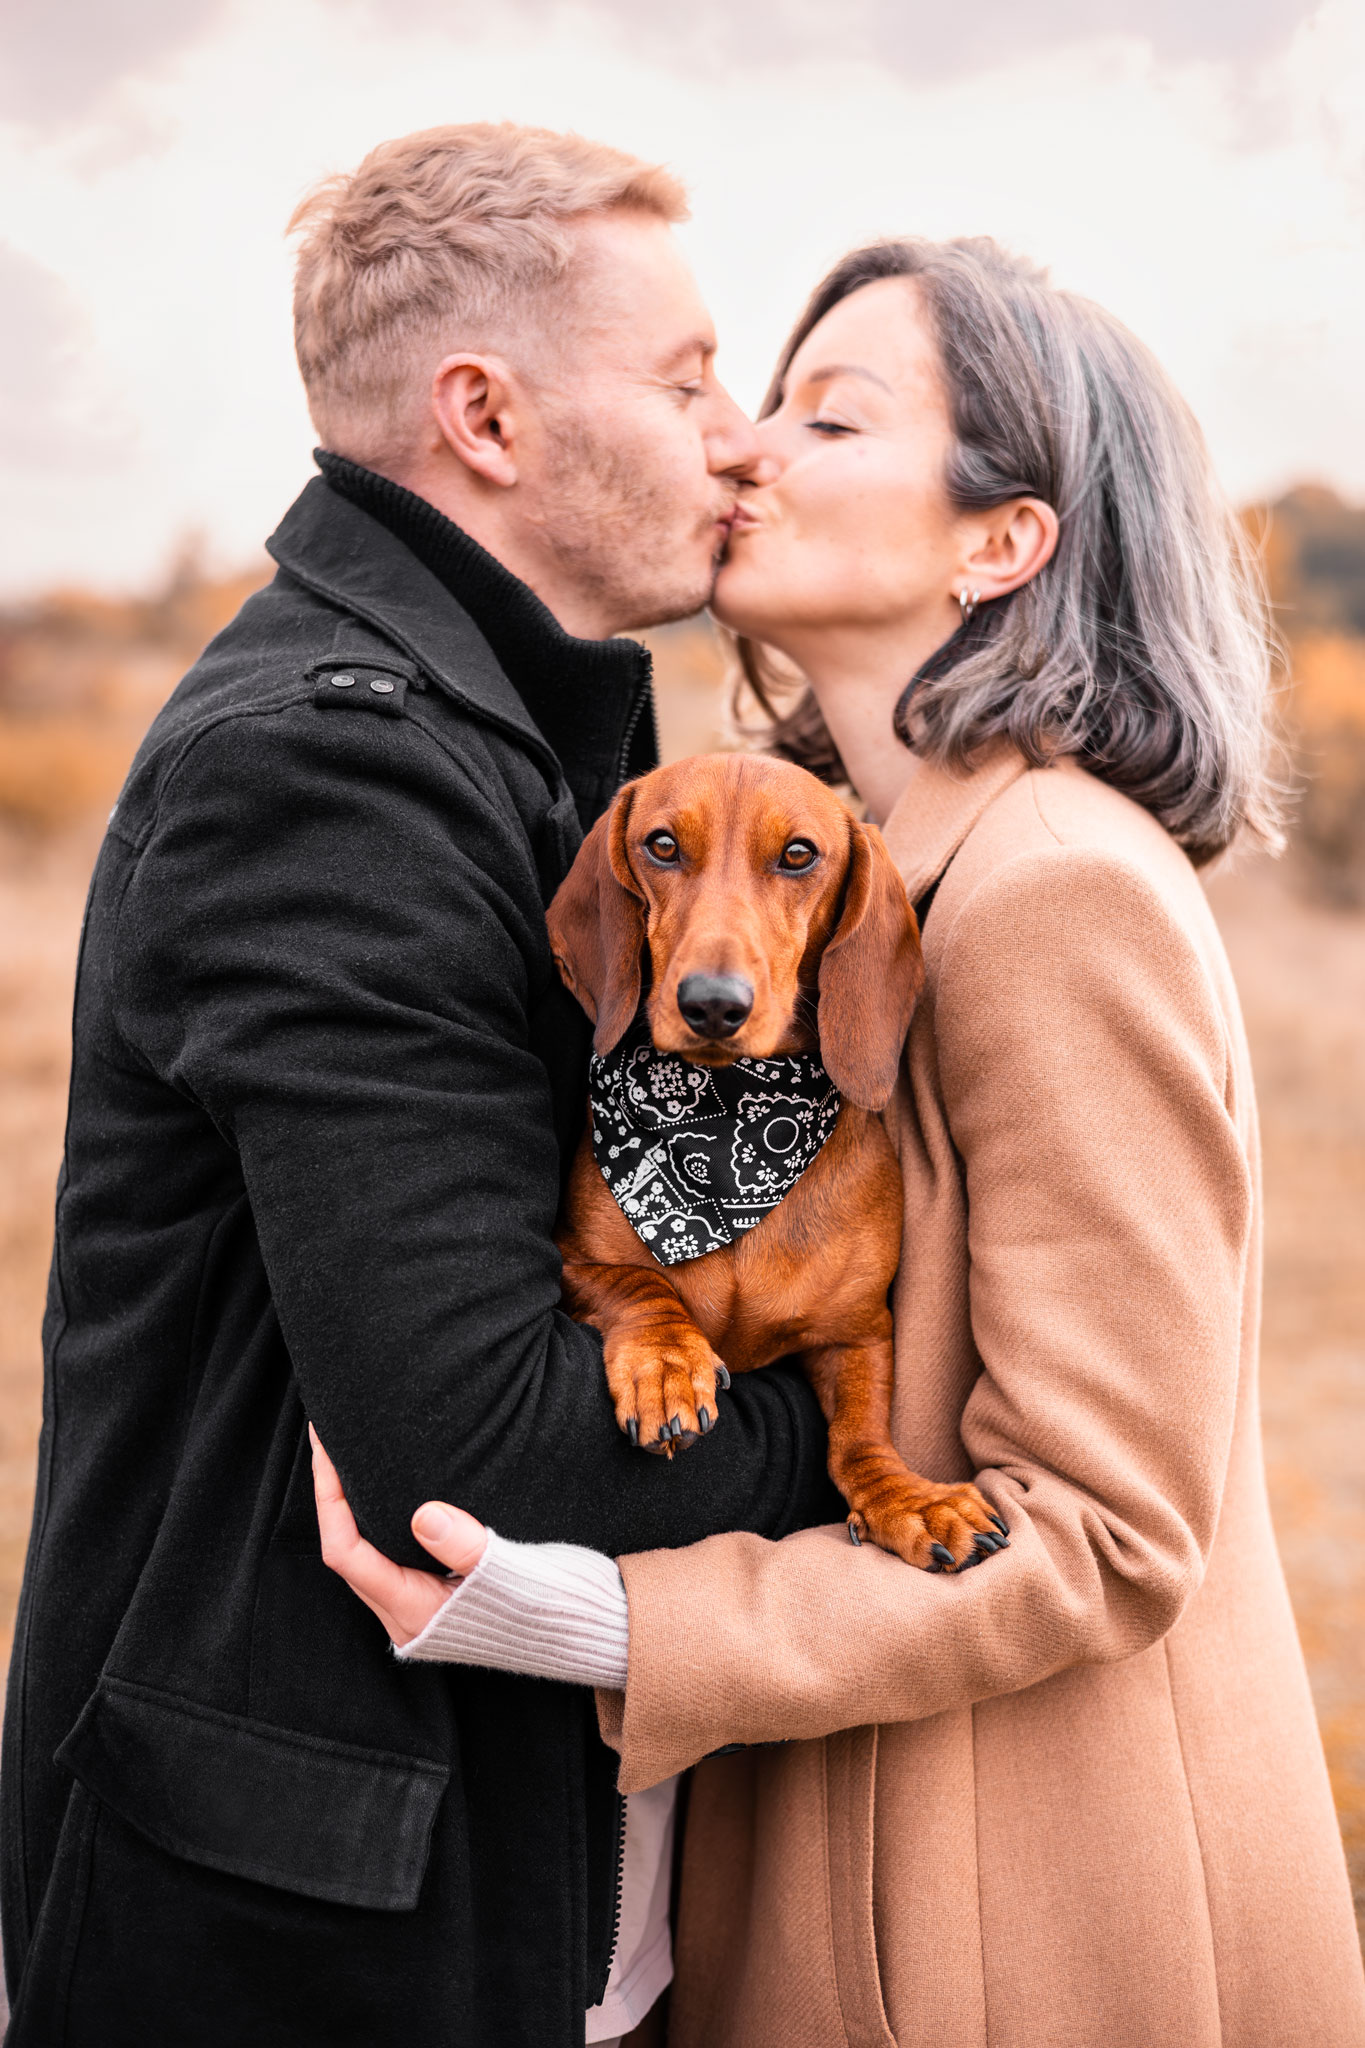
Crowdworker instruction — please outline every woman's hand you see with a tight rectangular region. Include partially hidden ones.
[309,1423,488,1647]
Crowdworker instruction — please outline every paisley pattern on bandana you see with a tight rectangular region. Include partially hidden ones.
[589,1020,842,1266]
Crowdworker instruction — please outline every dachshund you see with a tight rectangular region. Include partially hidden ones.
[547,752,1006,1572]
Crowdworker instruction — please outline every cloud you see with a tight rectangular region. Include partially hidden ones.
[0,245,131,470]
[465,0,1323,77]
[0,0,230,126]
[0,0,1323,132]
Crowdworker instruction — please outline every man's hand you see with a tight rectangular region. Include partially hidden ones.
[310,1423,488,1647]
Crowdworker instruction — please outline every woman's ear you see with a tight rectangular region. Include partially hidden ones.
[817,820,924,1110]
[546,786,646,1053]
[958,496,1059,603]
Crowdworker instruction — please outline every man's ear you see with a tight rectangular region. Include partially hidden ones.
[431,355,520,487]
[546,785,647,1052]
[817,819,924,1110]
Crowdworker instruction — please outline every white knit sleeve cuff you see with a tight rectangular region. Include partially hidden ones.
[393,1526,629,1691]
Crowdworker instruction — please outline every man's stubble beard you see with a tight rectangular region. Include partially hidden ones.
[536,414,728,634]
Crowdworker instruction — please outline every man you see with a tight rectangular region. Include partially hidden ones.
[1,123,837,2047]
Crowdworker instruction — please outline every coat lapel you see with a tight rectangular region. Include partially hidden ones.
[878,741,1028,903]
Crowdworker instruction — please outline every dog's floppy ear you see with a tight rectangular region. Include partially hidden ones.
[546,785,646,1053]
[817,818,924,1110]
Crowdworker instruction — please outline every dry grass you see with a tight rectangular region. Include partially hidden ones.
[1206,854,1365,1938]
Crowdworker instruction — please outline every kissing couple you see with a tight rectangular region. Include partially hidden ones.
[5,121,1362,2048]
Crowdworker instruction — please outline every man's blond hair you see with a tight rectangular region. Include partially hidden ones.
[289,122,688,469]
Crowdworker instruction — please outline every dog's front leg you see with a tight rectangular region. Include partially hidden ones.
[803,1339,1007,1571]
[560,1256,728,1456]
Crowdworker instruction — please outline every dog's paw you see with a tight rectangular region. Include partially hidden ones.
[604,1327,729,1457]
[845,1478,1009,1572]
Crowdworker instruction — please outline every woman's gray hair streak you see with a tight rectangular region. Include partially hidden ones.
[736,239,1284,864]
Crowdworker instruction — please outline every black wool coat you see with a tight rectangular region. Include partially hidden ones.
[0,466,839,2047]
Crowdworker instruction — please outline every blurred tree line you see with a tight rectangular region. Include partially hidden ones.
[2,492,1365,898]
[1259,489,1365,902]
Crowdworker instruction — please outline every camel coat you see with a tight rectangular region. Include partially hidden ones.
[598,745,1365,2047]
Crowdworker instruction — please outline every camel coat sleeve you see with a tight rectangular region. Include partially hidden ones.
[599,843,1254,1792]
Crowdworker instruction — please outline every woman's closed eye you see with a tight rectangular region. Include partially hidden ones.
[807,417,858,437]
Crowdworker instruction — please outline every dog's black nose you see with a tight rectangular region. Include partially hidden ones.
[677,973,754,1039]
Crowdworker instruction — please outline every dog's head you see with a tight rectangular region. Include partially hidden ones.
[547,753,923,1111]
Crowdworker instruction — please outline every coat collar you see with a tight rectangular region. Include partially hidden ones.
[267,475,559,766]
[310,454,656,828]
[267,472,657,830]
[878,741,1029,904]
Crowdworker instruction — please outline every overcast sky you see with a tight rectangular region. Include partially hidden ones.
[1,0,1362,597]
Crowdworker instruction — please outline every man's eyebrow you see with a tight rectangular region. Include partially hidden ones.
[800,363,895,396]
[659,335,716,372]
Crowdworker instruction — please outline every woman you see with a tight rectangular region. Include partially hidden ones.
[313,238,1365,2044]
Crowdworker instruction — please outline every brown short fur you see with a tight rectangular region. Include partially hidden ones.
[548,753,998,1569]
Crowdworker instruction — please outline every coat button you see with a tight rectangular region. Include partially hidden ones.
[330,673,357,688]
[369,678,396,695]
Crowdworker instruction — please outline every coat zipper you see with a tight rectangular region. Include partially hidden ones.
[598,1788,628,2001]
[614,657,657,787]
[590,646,650,2010]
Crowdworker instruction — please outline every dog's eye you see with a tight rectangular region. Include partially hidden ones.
[779,839,818,871]
[644,831,680,865]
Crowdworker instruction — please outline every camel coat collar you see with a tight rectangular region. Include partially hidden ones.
[877,740,1029,906]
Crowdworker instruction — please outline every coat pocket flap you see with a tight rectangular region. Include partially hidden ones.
[55,1675,448,1912]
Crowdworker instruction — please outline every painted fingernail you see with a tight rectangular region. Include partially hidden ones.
[715,1363,731,1390]
[626,1419,639,1447]
[698,1407,712,1434]
[930,1543,955,1569]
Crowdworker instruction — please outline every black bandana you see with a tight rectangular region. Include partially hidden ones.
[589,1021,842,1266]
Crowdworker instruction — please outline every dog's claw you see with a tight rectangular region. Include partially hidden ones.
[930,1543,955,1570]
[714,1363,731,1391]
[989,1514,1010,1539]
[626,1418,638,1448]
[698,1406,712,1434]
[669,1414,683,1438]
[974,1533,1000,1555]
[847,1518,862,1546]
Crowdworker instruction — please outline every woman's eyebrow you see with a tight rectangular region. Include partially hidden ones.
[801,363,896,396]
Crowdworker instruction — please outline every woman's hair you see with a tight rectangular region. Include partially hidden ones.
[736,238,1283,863]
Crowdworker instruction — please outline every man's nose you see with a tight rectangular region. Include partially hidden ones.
[704,379,763,481]
[677,973,754,1040]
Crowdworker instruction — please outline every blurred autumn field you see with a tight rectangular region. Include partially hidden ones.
[0,492,1363,1951]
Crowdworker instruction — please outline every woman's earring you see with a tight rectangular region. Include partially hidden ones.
[958,587,981,627]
